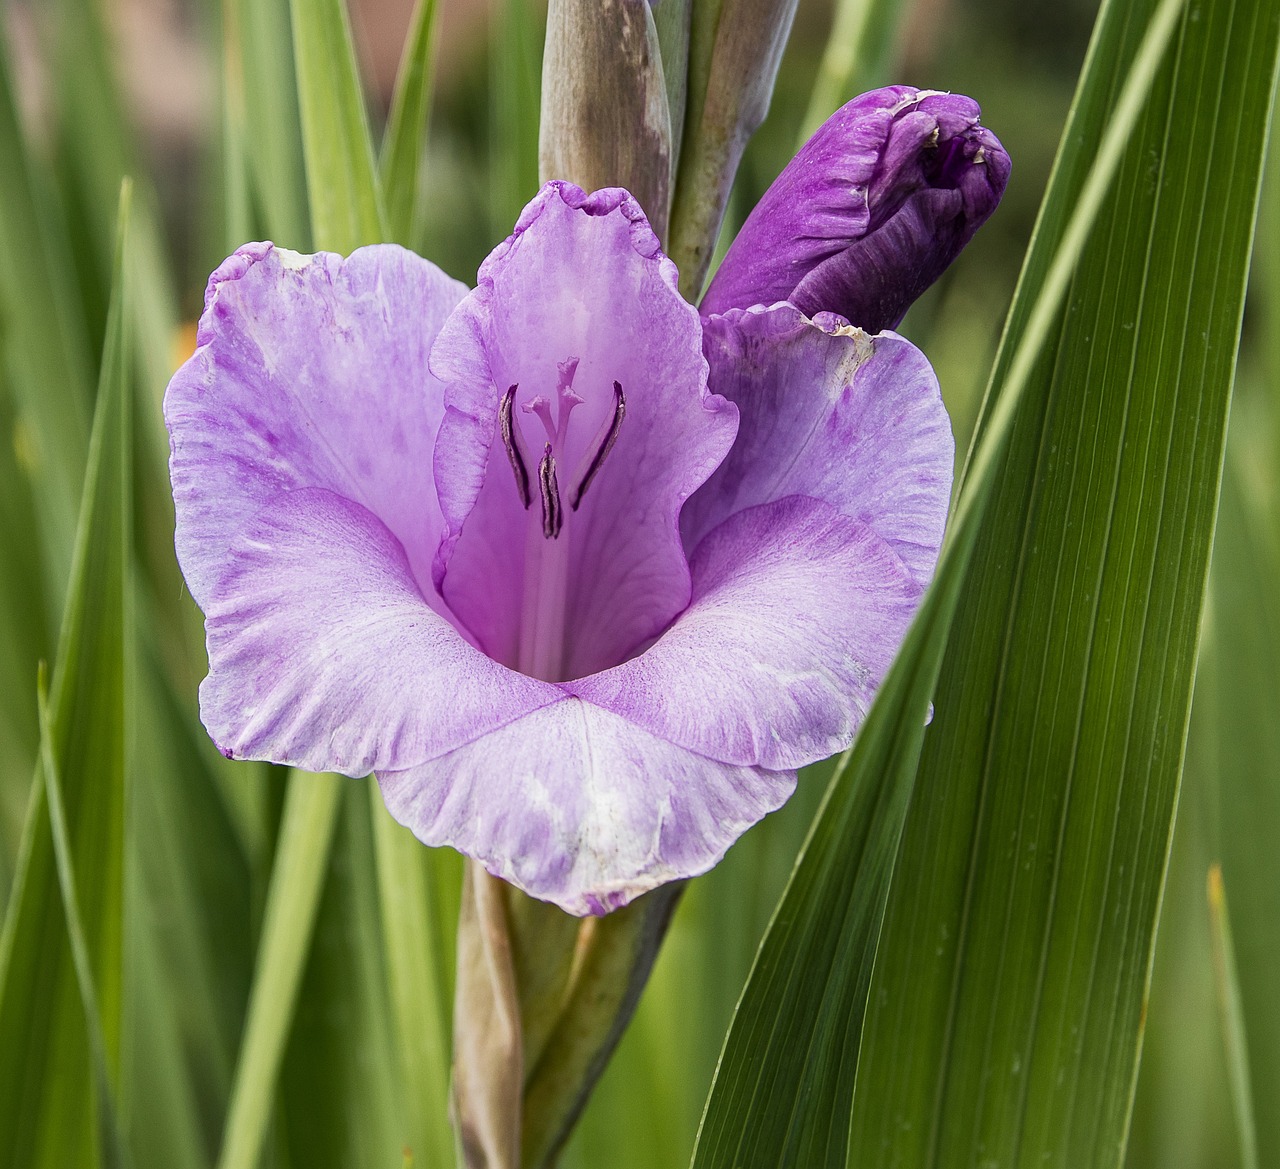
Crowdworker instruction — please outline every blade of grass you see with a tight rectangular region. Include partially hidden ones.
[0,17,93,592]
[1207,865,1258,1169]
[37,672,130,1169]
[369,786,456,1169]
[380,0,441,249]
[290,0,386,251]
[216,771,343,1169]
[0,179,134,1169]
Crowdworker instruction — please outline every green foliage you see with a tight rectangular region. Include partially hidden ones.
[0,1,1276,1167]
[693,0,1279,1164]
[0,182,133,1169]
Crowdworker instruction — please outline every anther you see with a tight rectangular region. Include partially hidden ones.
[570,381,626,510]
[538,443,563,539]
[500,385,532,509]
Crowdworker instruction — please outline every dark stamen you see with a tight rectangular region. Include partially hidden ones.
[570,381,626,510]
[539,443,563,539]
[499,385,532,508]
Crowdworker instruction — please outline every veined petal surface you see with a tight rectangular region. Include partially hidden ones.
[571,495,923,772]
[378,700,795,915]
[201,488,559,775]
[430,182,737,680]
[686,303,953,584]
[165,242,468,611]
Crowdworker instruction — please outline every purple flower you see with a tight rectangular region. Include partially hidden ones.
[166,96,997,912]
[702,86,1010,332]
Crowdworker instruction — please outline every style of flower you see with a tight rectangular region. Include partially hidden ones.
[165,88,1007,915]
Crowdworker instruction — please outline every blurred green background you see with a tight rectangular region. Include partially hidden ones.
[0,0,1274,1166]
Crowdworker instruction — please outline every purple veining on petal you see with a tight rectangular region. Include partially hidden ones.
[377,699,795,915]
[686,302,953,585]
[168,153,976,915]
[201,487,561,775]
[701,86,1010,332]
[429,181,737,682]
[166,242,469,618]
[569,494,923,771]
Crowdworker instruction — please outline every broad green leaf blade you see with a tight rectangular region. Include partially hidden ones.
[290,0,386,252]
[846,0,1280,1165]
[0,183,133,1169]
[216,771,343,1169]
[690,0,1263,1160]
[380,0,441,249]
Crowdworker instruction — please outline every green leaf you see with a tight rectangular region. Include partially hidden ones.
[369,787,458,1169]
[290,0,386,252]
[691,0,1278,1161]
[0,181,133,1169]
[227,0,311,249]
[489,0,544,237]
[380,0,441,249]
[0,17,94,591]
[1207,865,1258,1169]
[847,0,1280,1165]
[796,0,908,143]
[216,771,343,1169]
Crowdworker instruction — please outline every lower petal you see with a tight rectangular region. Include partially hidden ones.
[572,494,923,770]
[201,487,559,775]
[377,698,795,916]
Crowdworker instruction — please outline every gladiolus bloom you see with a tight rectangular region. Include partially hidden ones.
[166,90,1006,915]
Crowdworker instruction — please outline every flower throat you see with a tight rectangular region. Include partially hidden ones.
[499,358,626,680]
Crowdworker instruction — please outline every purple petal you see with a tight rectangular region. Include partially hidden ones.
[201,487,560,775]
[165,242,468,613]
[377,698,795,915]
[570,494,923,771]
[685,302,953,584]
[429,182,737,680]
[701,87,1010,331]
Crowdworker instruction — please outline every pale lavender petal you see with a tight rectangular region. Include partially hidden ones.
[685,302,953,584]
[377,698,794,915]
[701,87,1009,331]
[430,182,737,680]
[570,494,922,771]
[165,242,468,612]
[201,487,560,775]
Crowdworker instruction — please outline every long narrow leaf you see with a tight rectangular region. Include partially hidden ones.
[380,0,441,249]
[290,0,385,251]
[689,0,1257,1160]
[0,180,134,1169]
[846,0,1280,1164]
[216,772,343,1169]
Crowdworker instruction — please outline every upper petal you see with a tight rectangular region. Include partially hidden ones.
[377,698,795,915]
[165,242,468,611]
[201,487,560,775]
[430,182,737,679]
[571,494,924,771]
[685,302,953,585]
[701,87,1009,331]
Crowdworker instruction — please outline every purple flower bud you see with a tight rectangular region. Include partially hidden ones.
[701,86,1010,332]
